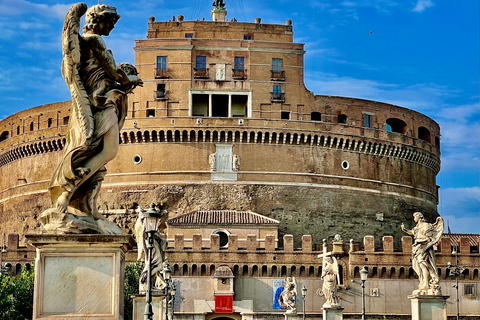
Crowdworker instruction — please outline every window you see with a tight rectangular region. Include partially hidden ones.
[464,284,476,297]
[47,118,53,128]
[272,85,284,101]
[185,33,193,38]
[273,85,282,95]
[63,116,69,125]
[0,131,8,142]
[272,58,282,72]
[16,126,20,135]
[29,122,34,132]
[418,126,431,143]
[338,114,347,124]
[196,56,206,70]
[156,83,166,99]
[156,56,168,78]
[281,111,290,120]
[243,34,252,40]
[146,109,155,117]
[234,57,244,71]
[311,112,321,121]
[365,114,371,128]
[213,230,229,248]
[386,118,407,134]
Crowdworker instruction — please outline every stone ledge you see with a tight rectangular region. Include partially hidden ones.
[25,234,135,251]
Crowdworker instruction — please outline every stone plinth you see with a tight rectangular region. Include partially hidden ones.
[408,295,449,320]
[322,306,343,320]
[26,234,134,320]
[285,313,299,320]
[132,294,166,320]
[211,8,227,22]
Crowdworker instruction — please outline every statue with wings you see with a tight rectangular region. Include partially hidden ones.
[41,3,142,233]
[321,256,341,308]
[402,212,444,295]
[135,206,168,293]
[279,276,297,313]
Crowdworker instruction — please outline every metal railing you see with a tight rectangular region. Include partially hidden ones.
[271,70,285,81]
[194,68,209,79]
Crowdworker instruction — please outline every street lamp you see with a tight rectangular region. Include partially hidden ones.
[143,203,161,320]
[162,263,172,320]
[360,266,368,320]
[169,281,177,320]
[447,245,464,320]
[301,285,307,320]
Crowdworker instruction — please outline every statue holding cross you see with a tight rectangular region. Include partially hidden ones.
[318,240,341,308]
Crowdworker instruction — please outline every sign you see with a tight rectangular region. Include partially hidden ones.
[273,279,285,309]
[215,295,233,313]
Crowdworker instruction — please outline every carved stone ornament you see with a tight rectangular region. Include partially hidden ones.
[279,276,297,314]
[209,153,216,171]
[39,2,142,234]
[401,212,444,296]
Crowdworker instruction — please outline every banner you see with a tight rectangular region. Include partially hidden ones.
[215,295,233,313]
[273,279,285,309]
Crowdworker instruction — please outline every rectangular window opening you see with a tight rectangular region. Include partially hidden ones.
[243,34,252,40]
[156,56,168,78]
[146,109,156,117]
[192,94,209,117]
[272,58,282,72]
[156,83,166,99]
[47,118,53,128]
[365,114,371,128]
[212,95,229,117]
[63,116,69,126]
[231,95,248,118]
[196,56,206,70]
[185,33,193,38]
[281,111,290,120]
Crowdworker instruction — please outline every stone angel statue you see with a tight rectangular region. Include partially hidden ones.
[321,256,341,308]
[135,206,168,293]
[279,276,297,314]
[40,3,142,234]
[401,212,444,295]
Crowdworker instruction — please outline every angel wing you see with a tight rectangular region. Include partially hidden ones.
[423,217,444,254]
[332,257,340,285]
[61,2,94,141]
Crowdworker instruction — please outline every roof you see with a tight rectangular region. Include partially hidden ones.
[441,233,479,246]
[166,210,280,227]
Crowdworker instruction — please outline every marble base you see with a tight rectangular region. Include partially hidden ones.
[408,294,449,320]
[322,306,343,320]
[285,313,299,320]
[132,294,167,320]
[26,234,134,320]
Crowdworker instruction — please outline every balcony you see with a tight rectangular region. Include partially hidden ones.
[232,69,247,80]
[271,92,285,102]
[155,68,169,79]
[271,70,285,81]
[194,68,209,79]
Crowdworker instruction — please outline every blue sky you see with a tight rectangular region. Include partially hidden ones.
[0,0,478,233]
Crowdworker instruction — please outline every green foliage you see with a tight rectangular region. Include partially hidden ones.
[124,261,143,320]
[0,265,34,320]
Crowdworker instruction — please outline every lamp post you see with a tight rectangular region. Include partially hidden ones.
[360,267,368,320]
[143,204,161,320]
[447,244,464,320]
[301,285,307,320]
[169,281,177,320]
[162,263,172,320]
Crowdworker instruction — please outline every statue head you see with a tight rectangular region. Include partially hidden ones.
[413,212,426,223]
[83,4,120,35]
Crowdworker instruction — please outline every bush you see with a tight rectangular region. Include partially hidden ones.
[0,265,34,320]
[124,261,143,320]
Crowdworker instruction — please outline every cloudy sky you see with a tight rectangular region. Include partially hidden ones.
[0,0,478,233]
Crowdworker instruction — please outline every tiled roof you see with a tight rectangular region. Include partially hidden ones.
[166,210,280,226]
[442,233,479,246]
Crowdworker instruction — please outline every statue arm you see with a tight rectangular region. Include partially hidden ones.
[401,223,413,235]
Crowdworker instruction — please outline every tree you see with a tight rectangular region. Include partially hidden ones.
[0,265,34,320]
[124,261,143,320]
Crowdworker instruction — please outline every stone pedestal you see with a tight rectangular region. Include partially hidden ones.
[132,294,166,320]
[322,306,343,320]
[285,313,299,320]
[211,8,227,22]
[408,295,449,320]
[26,234,134,320]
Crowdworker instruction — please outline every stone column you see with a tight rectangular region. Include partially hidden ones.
[408,295,449,320]
[322,306,344,320]
[26,234,134,320]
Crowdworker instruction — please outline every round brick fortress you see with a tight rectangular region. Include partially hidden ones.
[0,17,441,247]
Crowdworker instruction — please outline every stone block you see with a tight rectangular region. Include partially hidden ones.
[246,234,257,251]
[402,236,413,254]
[460,237,469,254]
[211,234,220,250]
[7,233,19,249]
[192,234,202,250]
[364,235,375,252]
[382,236,394,253]
[174,234,184,250]
[322,306,344,320]
[26,234,133,320]
[440,237,451,254]
[228,234,238,251]
[302,235,312,252]
[284,234,294,252]
[265,234,275,251]
[132,294,166,320]
[409,295,449,320]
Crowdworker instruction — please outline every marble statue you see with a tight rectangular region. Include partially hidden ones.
[321,256,341,308]
[39,3,142,234]
[232,154,240,171]
[209,153,216,171]
[279,276,297,313]
[401,212,444,295]
[135,206,168,293]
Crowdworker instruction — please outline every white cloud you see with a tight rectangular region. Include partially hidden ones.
[439,187,480,234]
[0,0,72,18]
[412,0,434,13]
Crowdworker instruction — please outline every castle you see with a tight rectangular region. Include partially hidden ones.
[0,4,478,319]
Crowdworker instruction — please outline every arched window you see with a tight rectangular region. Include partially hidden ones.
[212,229,229,248]
[435,136,440,149]
[311,112,321,121]
[271,265,278,277]
[418,126,431,143]
[0,131,8,142]
[386,118,407,134]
